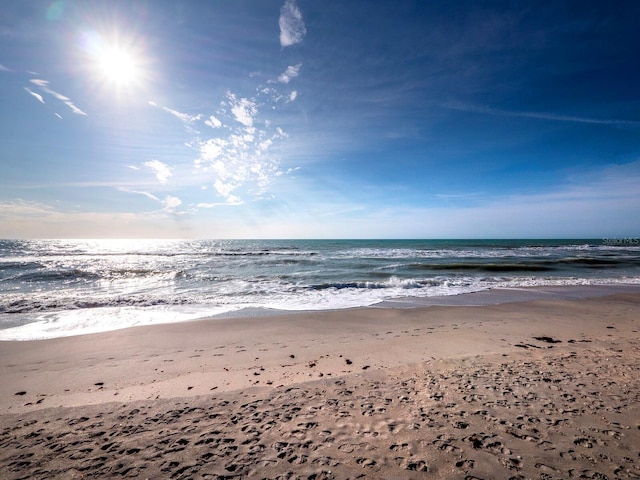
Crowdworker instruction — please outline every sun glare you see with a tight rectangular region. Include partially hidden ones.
[80,29,146,92]
[98,47,138,86]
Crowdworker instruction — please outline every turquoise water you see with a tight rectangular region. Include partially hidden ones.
[1,239,639,339]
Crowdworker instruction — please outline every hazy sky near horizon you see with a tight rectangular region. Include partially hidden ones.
[1,0,639,238]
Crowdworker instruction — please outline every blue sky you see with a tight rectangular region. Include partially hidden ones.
[1,0,639,238]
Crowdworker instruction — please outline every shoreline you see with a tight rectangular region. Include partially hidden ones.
[3,283,640,342]
[2,288,640,410]
[1,290,639,478]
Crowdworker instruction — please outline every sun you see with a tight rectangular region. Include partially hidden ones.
[79,29,146,91]
[97,46,138,86]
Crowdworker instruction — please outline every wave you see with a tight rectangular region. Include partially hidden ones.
[0,295,183,314]
[309,277,425,291]
[414,263,555,273]
[12,269,103,283]
[5,267,186,284]
[555,257,639,267]
[408,256,640,273]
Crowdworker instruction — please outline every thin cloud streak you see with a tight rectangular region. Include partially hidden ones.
[0,200,190,238]
[0,199,56,217]
[24,87,44,104]
[29,78,87,115]
[116,187,160,202]
[444,102,640,127]
[116,188,184,215]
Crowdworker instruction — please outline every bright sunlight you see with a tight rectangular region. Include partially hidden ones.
[97,46,138,86]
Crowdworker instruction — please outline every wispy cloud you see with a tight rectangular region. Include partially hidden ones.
[0,199,56,217]
[117,187,184,215]
[0,198,189,238]
[277,63,302,84]
[162,105,202,124]
[162,195,182,213]
[0,64,11,72]
[143,160,173,184]
[279,0,306,48]
[444,102,640,127]
[197,197,244,208]
[24,87,44,104]
[29,78,87,115]
[116,187,160,202]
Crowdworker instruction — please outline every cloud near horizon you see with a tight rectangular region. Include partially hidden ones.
[4,159,636,238]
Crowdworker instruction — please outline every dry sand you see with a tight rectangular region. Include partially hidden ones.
[1,292,639,479]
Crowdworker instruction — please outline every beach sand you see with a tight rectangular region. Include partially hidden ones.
[1,292,639,479]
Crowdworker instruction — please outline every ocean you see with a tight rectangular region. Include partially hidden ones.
[1,238,639,340]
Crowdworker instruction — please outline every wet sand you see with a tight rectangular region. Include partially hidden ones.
[1,292,639,479]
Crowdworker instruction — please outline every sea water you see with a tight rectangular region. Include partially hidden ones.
[1,239,639,340]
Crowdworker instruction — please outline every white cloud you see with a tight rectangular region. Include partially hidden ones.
[162,195,182,213]
[279,0,306,47]
[194,115,287,203]
[228,92,257,127]
[0,64,12,72]
[29,78,87,115]
[198,139,225,162]
[289,90,298,102]
[205,115,223,128]
[24,87,44,104]
[213,179,237,198]
[144,160,173,184]
[278,63,302,83]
